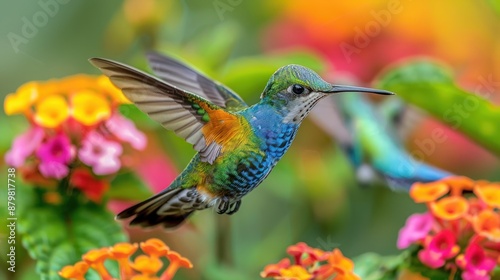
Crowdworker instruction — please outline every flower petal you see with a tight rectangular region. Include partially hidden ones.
[71,90,111,126]
[106,113,147,150]
[397,212,434,249]
[34,95,69,128]
[5,126,44,167]
[431,196,469,221]
[410,181,449,203]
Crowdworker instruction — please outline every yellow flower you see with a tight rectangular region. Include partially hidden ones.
[4,82,39,115]
[97,75,131,104]
[430,196,469,221]
[71,90,111,126]
[34,95,69,128]
[5,75,130,123]
[474,183,500,209]
[279,265,312,280]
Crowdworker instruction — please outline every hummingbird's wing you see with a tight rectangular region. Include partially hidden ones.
[90,57,247,164]
[146,52,248,111]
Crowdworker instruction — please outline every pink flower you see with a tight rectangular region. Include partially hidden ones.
[78,131,122,175]
[36,134,74,179]
[5,126,44,167]
[418,230,459,268]
[397,212,434,249]
[457,243,496,280]
[105,113,146,150]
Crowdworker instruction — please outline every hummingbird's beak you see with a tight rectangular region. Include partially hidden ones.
[328,85,394,95]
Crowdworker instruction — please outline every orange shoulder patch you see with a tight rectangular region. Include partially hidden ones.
[199,103,252,153]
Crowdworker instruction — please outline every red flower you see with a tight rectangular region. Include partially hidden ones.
[70,169,109,202]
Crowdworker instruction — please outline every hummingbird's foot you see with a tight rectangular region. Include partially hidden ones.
[226,200,241,215]
[215,197,241,215]
[216,197,230,214]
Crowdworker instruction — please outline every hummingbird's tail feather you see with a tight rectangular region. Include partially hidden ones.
[116,187,209,229]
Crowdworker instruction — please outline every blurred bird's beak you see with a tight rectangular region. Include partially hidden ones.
[328,85,394,95]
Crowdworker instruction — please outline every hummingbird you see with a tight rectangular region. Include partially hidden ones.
[311,90,451,190]
[89,52,393,228]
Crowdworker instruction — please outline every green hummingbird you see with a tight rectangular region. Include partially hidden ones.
[89,52,393,228]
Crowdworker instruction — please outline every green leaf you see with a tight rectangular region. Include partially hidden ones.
[191,22,241,69]
[376,60,500,156]
[108,171,153,201]
[353,252,403,280]
[18,186,126,280]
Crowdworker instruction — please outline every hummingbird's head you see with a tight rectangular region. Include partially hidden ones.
[260,64,393,123]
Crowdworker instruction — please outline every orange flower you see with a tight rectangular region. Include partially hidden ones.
[444,176,475,196]
[472,210,500,242]
[131,276,160,280]
[431,196,469,221]
[474,183,500,209]
[59,261,89,280]
[131,255,163,276]
[43,191,62,205]
[316,249,360,279]
[82,248,112,280]
[60,239,193,280]
[109,242,139,259]
[140,238,170,257]
[410,181,449,203]
[278,265,312,280]
[287,242,312,264]
[161,251,193,280]
[261,258,291,278]
[286,242,328,266]
[109,242,138,278]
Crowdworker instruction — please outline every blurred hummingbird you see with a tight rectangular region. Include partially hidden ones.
[90,52,393,228]
[311,90,452,190]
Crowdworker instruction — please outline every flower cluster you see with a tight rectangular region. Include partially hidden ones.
[261,242,360,280]
[398,176,500,280]
[4,75,146,201]
[59,238,192,280]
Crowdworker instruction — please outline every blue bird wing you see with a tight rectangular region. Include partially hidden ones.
[90,57,245,164]
[379,158,452,191]
[312,93,453,191]
[147,52,248,112]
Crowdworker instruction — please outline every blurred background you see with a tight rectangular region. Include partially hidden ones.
[1,0,499,279]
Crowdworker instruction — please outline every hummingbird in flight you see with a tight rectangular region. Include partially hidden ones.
[312,92,451,190]
[90,52,393,229]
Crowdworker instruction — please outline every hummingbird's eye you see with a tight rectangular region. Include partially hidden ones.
[289,84,308,95]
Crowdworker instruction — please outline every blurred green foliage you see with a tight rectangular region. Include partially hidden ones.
[1,1,499,279]
[17,184,125,279]
[377,60,500,156]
